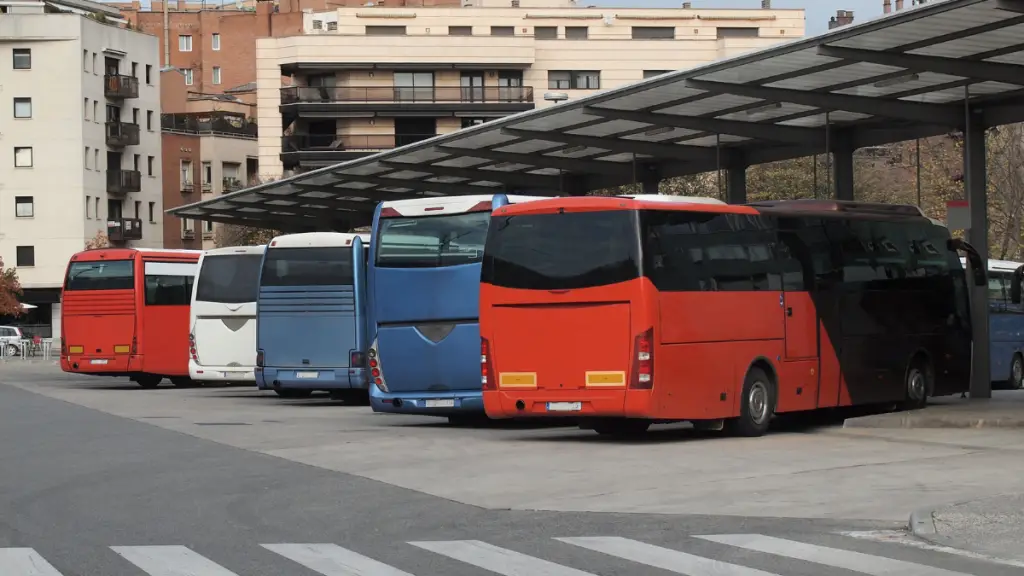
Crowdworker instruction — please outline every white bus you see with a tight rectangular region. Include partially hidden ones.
[188,245,266,384]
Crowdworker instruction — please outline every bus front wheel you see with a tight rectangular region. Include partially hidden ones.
[1010,354,1023,391]
[136,375,161,389]
[725,367,775,437]
[900,356,932,411]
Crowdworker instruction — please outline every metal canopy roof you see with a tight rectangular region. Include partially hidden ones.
[170,0,1024,232]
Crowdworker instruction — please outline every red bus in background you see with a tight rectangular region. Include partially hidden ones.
[61,248,201,388]
[479,196,987,437]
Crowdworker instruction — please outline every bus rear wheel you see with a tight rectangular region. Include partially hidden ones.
[725,367,774,437]
[275,389,313,399]
[900,356,931,411]
[136,375,161,389]
[1010,354,1023,391]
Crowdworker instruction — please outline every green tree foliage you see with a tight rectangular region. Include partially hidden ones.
[0,257,24,318]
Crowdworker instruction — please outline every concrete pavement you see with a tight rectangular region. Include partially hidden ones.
[844,392,1024,429]
[910,493,1024,566]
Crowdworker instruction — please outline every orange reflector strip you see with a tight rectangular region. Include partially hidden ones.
[585,371,627,387]
[499,372,537,389]
[114,345,131,354]
[69,346,84,354]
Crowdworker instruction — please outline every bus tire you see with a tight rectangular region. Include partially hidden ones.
[901,355,931,411]
[1010,354,1024,391]
[275,389,313,399]
[136,375,161,389]
[592,419,651,436]
[726,367,774,437]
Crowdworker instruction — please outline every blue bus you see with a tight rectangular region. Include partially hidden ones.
[972,258,1024,390]
[255,232,371,400]
[366,194,543,423]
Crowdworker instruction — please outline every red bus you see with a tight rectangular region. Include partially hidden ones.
[479,196,986,437]
[61,248,202,388]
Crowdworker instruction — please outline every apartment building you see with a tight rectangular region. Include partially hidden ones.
[161,71,259,249]
[0,0,162,338]
[256,0,804,178]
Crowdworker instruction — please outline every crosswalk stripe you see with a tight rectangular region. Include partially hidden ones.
[0,549,64,576]
[556,536,782,576]
[262,543,416,576]
[696,534,976,576]
[409,540,596,576]
[111,545,240,576]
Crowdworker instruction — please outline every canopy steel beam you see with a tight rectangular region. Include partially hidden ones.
[817,45,1024,86]
[291,182,432,201]
[192,208,329,230]
[377,160,561,190]
[683,79,964,126]
[436,145,629,176]
[322,173,503,197]
[242,193,370,213]
[501,127,727,162]
[582,106,822,145]
[997,0,1024,14]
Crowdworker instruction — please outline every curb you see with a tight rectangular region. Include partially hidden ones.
[908,506,938,539]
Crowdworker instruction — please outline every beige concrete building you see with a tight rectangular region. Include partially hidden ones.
[0,0,162,337]
[255,1,804,178]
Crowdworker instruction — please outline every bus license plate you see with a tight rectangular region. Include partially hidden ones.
[425,399,455,408]
[295,371,319,379]
[90,359,109,365]
[547,402,582,412]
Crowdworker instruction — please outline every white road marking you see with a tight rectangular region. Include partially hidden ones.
[0,549,64,576]
[262,543,416,576]
[842,530,1024,569]
[111,545,240,576]
[698,534,976,576]
[557,536,782,576]
[409,540,595,576]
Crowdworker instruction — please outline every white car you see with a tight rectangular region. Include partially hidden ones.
[0,325,25,357]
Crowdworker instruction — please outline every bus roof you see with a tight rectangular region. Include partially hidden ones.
[202,245,266,257]
[70,248,203,262]
[381,194,545,217]
[494,195,757,217]
[618,194,726,205]
[268,232,366,249]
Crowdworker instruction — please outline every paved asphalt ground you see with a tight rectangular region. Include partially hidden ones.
[1,368,1022,575]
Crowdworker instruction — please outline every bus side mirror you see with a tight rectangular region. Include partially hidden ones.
[949,238,987,287]
[1012,265,1024,305]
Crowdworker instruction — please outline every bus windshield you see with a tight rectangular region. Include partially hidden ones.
[261,247,354,286]
[64,260,134,291]
[196,254,264,303]
[377,211,490,269]
[481,210,641,290]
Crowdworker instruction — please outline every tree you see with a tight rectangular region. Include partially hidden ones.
[0,257,24,318]
[214,223,279,247]
[85,230,110,250]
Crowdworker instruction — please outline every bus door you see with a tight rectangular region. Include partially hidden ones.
[777,218,824,412]
[140,259,197,375]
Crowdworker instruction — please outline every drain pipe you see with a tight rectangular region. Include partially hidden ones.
[162,0,170,66]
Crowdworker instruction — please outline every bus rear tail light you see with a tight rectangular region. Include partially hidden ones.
[480,337,496,391]
[188,332,200,364]
[256,349,265,368]
[629,328,654,390]
[350,351,365,367]
[368,340,388,392]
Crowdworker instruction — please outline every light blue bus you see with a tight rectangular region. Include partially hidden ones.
[366,194,542,423]
[255,232,370,400]
[974,258,1024,390]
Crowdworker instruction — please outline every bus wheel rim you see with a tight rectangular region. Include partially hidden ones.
[908,367,926,401]
[1013,357,1023,385]
[749,381,768,424]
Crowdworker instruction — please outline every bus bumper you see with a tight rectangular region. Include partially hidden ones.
[369,385,484,415]
[189,361,256,383]
[61,354,134,375]
[483,389,651,419]
[256,366,367,391]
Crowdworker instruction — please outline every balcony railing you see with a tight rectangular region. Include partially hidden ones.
[282,133,436,153]
[161,112,257,139]
[280,85,534,105]
[223,177,244,192]
[106,122,140,147]
[107,218,143,242]
[104,74,139,99]
[106,169,142,194]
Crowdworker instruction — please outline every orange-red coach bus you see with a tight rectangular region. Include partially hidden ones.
[61,248,202,388]
[479,196,986,437]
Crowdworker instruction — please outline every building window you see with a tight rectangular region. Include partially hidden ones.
[449,26,472,36]
[145,64,152,84]
[547,70,600,90]
[94,149,100,170]
[183,69,194,86]
[212,33,221,50]
[85,147,91,169]
[365,26,406,35]
[181,160,193,189]
[491,26,514,36]
[86,195,92,218]
[131,62,138,77]
[535,26,557,39]
[147,155,154,176]
[133,154,140,171]
[202,161,212,186]
[14,97,31,118]
[643,70,672,79]
[717,27,759,39]
[14,147,32,168]
[83,49,88,72]
[179,35,193,51]
[204,220,214,233]
[92,53,97,74]
[632,26,675,39]
[84,98,90,120]
[93,101,98,122]
[13,48,31,70]
[212,66,221,85]
[16,246,35,267]
[148,201,155,222]
[134,200,142,218]
[95,197,100,219]
[147,110,153,130]
[132,107,140,124]
[565,26,588,39]
[15,196,33,218]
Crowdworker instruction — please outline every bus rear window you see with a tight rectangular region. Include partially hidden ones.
[261,247,354,287]
[376,212,489,268]
[482,210,641,290]
[195,254,264,303]
[64,260,134,291]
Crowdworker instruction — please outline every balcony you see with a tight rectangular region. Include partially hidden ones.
[181,181,195,194]
[279,85,535,116]
[223,177,244,192]
[161,112,257,139]
[281,133,436,169]
[104,74,139,99]
[107,218,143,243]
[106,169,142,194]
[106,122,140,147]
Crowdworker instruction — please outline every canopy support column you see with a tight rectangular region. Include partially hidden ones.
[726,163,747,204]
[964,110,992,399]
[833,137,855,201]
